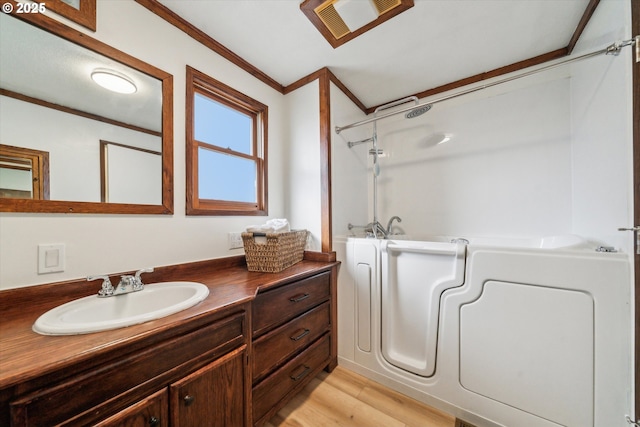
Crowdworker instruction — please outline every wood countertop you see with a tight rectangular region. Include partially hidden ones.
[0,256,338,391]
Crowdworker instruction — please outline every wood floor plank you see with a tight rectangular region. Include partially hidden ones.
[267,366,456,427]
[358,384,455,427]
[316,366,369,398]
[284,376,406,427]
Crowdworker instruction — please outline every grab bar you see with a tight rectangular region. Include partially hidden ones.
[386,243,459,256]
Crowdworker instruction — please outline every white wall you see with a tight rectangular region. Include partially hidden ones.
[375,75,573,239]
[0,0,295,289]
[284,81,322,251]
[333,70,576,240]
[331,83,370,236]
[570,0,634,255]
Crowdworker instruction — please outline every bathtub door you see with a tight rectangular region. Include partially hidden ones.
[380,240,465,377]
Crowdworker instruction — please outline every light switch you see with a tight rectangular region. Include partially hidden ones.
[38,244,65,274]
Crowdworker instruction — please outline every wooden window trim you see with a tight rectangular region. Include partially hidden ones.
[0,144,50,200]
[186,66,268,216]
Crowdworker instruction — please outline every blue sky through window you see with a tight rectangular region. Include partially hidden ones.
[198,148,256,202]
[194,94,252,154]
[195,94,256,203]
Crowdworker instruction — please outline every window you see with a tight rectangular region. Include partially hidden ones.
[186,66,268,215]
[0,144,49,200]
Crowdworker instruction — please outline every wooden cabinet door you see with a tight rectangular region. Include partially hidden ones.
[170,346,246,427]
[94,389,168,427]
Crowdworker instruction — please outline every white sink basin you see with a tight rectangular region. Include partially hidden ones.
[33,282,209,335]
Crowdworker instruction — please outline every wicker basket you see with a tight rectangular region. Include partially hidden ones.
[242,230,308,273]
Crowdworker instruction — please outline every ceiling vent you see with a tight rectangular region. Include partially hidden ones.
[301,0,413,49]
[315,2,350,40]
[372,0,402,14]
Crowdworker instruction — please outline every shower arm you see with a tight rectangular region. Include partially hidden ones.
[347,137,374,148]
[335,37,638,134]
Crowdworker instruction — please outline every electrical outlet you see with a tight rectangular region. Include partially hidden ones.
[228,232,244,250]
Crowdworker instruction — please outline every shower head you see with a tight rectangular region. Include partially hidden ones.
[405,104,432,119]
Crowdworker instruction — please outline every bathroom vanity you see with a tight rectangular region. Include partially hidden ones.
[0,255,338,426]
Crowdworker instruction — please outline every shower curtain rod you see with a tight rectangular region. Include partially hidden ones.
[335,36,638,134]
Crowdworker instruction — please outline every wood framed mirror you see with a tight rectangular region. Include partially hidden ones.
[45,0,97,32]
[0,6,173,214]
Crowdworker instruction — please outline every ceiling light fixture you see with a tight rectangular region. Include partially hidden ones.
[333,0,378,32]
[91,68,137,94]
[301,0,414,49]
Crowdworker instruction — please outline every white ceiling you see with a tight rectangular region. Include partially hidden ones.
[158,0,591,108]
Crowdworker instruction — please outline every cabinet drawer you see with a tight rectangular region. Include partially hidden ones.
[252,302,330,383]
[10,312,245,427]
[252,334,330,424]
[252,272,330,337]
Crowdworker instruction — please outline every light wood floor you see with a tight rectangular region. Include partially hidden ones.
[265,366,456,427]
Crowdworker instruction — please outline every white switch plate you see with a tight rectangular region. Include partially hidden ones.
[38,244,65,274]
[228,232,244,250]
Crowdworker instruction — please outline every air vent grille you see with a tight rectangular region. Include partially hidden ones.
[372,0,401,14]
[302,0,414,48]
[315,3,350,39]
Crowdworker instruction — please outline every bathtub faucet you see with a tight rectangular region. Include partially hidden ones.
[368,221,388,239]
[386,216,402,235]
[349,217,401,239]
[350,221,387,238]
[349,222,386,238]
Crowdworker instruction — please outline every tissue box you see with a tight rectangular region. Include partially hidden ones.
[242,230,308,273]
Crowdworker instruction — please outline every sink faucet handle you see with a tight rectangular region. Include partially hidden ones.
[87,274,114,297]
[134,268,154,287]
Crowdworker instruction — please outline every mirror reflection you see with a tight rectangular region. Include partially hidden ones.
[63,0,81,10]
[0,13,172,213]
[0,144,49,199]
[100,140,161,204]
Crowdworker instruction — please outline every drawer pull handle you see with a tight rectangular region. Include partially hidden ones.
[149,416,160,427]
[289,293,310,303]
[291,328,311,341]
[290,365,311,381]
[183,395,195,406]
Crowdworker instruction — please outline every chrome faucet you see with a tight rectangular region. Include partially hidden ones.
[87,274,115,297]
[386,216,402,235]
[348,221,387,238]
[348,216,402,239]
[87,268,154,298]
[367,221,388,239]
[134,267,154,288]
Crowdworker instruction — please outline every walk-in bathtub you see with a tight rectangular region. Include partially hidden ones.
[337,235,632,427]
